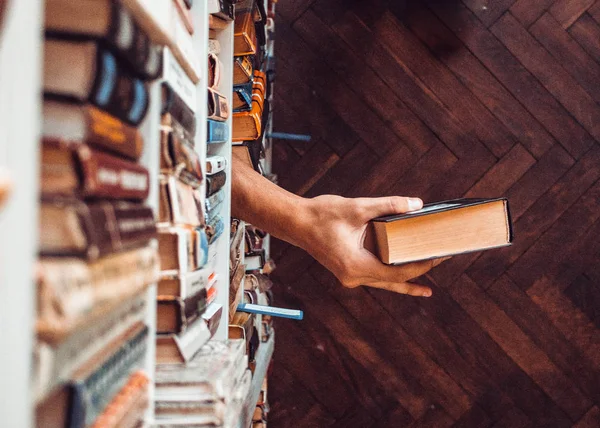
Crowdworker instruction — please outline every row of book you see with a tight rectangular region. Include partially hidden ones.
[35,1,166,426]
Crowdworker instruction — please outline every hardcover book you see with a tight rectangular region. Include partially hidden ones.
[43,101,144,161]
[232,94,263,141]
[160,129,203,187]
[207,119,229,144]
[44,39,150,126]
[159,226,208,273]
[158,268,216,299]
[367,198,513,265]
[233,56,254,85]
[206,170,226,197]
[158,174,204,227]
[208,0,234,21]
[207,87,230,122]
[162,82,197,138]
[39,200,156,260]
[157,290,209,334]
[156,315,212,364]
[234,10,257,55]
[41,141,150,199]
[45,0,162,80]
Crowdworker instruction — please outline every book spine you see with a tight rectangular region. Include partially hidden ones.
[160,131,203,187]
[157,290,208,334]
[90,48,150,126]
[206,169,226,197]
[161,82,197,136]
[69,326,149,428]
[207,119,229,144]
[84,105,144,160]
[76,145,150,200]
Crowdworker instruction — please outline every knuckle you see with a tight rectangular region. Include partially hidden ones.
[389,196,407,213]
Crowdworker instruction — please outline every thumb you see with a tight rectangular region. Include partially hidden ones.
[356,196,423,220]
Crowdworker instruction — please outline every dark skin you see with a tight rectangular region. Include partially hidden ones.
[231,155,449,297]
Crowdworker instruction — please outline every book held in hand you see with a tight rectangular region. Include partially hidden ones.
[367,198,513,265]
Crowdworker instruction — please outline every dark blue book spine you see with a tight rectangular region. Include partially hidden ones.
[207,119,229,144]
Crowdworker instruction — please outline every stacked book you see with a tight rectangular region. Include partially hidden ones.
[155,339,252,427]
[35,0,164,426]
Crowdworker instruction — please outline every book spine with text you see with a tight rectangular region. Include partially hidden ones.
[207,119,229,144]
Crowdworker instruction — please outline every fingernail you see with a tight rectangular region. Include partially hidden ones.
[422,289,432,297]
[408,198,423,211]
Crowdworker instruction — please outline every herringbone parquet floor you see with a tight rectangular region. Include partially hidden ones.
[266,1,600,426]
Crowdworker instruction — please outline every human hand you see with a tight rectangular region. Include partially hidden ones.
[298,195,449,297]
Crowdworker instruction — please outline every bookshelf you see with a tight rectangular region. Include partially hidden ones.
[0,0,276,426]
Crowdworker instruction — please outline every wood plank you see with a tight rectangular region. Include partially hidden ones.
[569,13,600,62]
[465,143,535,197]
[527,276,600,372]
[407,406,454,428]
[465,145,600,288]
[574,406,600,428]
[564,274,600,329]
[590,0,600,22]
[276,0,314,22]
[272,100,317,157]
[331,10,492,158]
[530,13,600,104]
[487,275,600,402]
[292,9,438,156]
[270,245,315,286]
[370,11,515,157]
[452,405,493,428]
[491,407,532,428]
[462,0,518,27]
[491,13,600,152]
[372,404,415,428]
[403,5,554,159]
[510,0,555,27]
[427,0,594,158]
[550,0,596,28]
[305,143,379,198]
[450,275,591,420]
[507,178,600,290]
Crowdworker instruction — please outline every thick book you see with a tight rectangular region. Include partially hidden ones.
[89,370,149,428]
[44,39,149,126]
[45,0,162,80]
[158,174,204,227]
[43,101,144,161]
[158,268,216,299]
[162,82,197,138]
[234,11,257,55]
[37,245,159,344]
[207,119,229,144]
[157,290,208,334]
[160,130,203,187]
[207,87,230,122]
[206,170,226,197]
[233,56,253,85]
[68,323,148,428]
[159,226,208,273]
[367,198,513,265]
[40,199,156,259]
[156,315,212,364]
[41,141,150,199]
[232,96,263,141]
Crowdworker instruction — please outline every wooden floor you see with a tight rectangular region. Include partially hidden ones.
[266,0,600,427]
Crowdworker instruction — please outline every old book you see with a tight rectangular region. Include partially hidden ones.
[158,269,216,299]
[206,215,225,245]
[37,245,159,344]
[234,11,257,55]
[202,302,223,336]
[40,141,150,199]
[68,323,148,428]
[207,87,229,121]
[162,82,197,137]
[206,155,227,175]
[233,56,253,85]
[158,174,204,227]
[206,188,226,222]
[89,370,149,428]
[209,14,228,30]
[156,315,212,364]
[160,130,203,187]
[45,0,162,80]
[157,290,208,334]
[368,198,513,265]
[206,170,226,197]
[173,0,193,34]
[40,200,156,259]
[232,96,263,141]
[33,294,147,402]
[43,101,144,161]
[208,0,234,21]
[163,47,197,113]
[207,119,229,144]
[44,39,149,126]
[159,226,208,273]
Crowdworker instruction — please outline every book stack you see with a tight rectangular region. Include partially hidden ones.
[36,1,164,425]
[155,339,252,427]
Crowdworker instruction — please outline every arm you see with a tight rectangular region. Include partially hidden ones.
[231,155,447,297]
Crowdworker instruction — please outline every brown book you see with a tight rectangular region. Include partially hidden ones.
[44,39,149,126]
[160,129,203,187]
[232,101,263,141]
[158,174,204,227]
[41,140,150,200]
[158,268,215,299]
[39,199,156,260]
[205,169,227,197]
[43,101,144,161]
[367,198,513,265]
[158,226,207,273]
[156,316,212,364]
[35,385,71,428]
[37,245,159,344]
[157,290,208,334]
[234,11,257,56]
[90,371,149,428]
[209,14,228,30]
[233,56,253,85]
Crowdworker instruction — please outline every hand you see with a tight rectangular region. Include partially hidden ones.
[299,195,449,297]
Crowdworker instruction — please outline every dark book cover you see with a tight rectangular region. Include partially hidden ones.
[157,290,208,334]
[206,170,226,197]
[161,82,197,137]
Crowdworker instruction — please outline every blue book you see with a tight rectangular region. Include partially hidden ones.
[207,119,228,144]
[237,303,304,320]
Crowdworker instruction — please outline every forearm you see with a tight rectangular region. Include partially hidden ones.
[230,154,313,249]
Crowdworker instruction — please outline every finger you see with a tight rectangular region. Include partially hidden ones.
[355,196,423,221]
[365,281,432,297]
[365,255,450,283]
